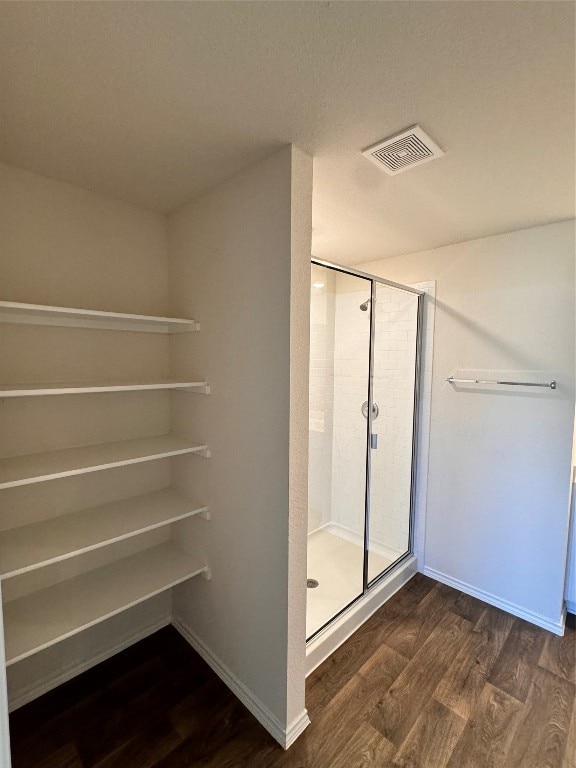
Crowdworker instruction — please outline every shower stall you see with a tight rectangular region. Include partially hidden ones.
[307,259,422,648]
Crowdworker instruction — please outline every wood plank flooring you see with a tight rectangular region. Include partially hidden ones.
[8,574,576,767]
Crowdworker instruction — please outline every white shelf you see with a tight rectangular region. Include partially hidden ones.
[3,543,208,665]
[0,488,208,579]
[0,380,209,397]
[0,435,209,490]
[0,300,199,334]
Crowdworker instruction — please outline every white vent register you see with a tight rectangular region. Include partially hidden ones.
[362,125,444,175]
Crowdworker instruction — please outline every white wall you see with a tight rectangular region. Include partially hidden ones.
[0,162,169,314]
[360,220,575,631]
[168,146,312,745]
[286,147,313,733]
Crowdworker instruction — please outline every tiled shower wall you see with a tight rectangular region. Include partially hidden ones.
[331,286,418,558]
[329,287,371,539]
[308,272,433,564]
[308,273,335,533]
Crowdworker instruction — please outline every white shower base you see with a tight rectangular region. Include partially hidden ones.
[306,528,398,638]
[306,549,417,675]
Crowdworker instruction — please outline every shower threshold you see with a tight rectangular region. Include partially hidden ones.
[305,552,417,675]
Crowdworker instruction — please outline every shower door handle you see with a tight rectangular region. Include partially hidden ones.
[371,433,378,450]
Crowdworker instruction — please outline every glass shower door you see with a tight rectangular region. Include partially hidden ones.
[307,263,371,639]
[366,282,420,584]
[307,258,422,641]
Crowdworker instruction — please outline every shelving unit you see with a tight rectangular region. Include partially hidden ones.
[0,380,210,397]
[3,543,209,665]
[0,488,208,579]
[0,434,210,490]
[0,287,211,696]
[0,300,199,333]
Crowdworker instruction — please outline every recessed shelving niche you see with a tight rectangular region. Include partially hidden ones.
[3,543,210,665]
[0,294,211,676]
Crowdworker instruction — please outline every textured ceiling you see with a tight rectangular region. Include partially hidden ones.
[0,1,574,264]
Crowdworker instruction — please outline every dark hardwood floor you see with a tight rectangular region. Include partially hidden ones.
[8,574,576,768]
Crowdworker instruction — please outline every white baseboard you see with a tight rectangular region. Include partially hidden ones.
[284,709,312,749]
[306,555,417,675]
[8,614,171,711]
[307,522,330,537]
[422,566,566,636]
[172,616,310,749]
[566,599,576,615]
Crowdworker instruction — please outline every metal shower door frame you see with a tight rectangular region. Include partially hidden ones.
[363,275,424,591]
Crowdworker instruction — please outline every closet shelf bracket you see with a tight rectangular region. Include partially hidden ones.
[175,383,211,395]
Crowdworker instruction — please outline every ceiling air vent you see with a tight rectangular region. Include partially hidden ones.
[362,125,444,175]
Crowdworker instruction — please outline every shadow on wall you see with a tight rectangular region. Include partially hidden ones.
[435,298,553,372]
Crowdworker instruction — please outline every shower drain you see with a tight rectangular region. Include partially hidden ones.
[307,579,319,589]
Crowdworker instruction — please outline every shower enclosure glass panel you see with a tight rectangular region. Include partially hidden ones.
[367,282,420,584]
[307,259,421,642]
[307,264,370,639]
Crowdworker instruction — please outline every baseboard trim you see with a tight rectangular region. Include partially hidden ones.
[8,614,171,711]
[172,617,310,749]
[422,566,565,636]
[566,599,576,615]
[307,522,330,536]
[285,709,312,749]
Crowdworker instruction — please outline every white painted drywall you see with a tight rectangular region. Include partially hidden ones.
[168,146,312,744]
[0,162,169,313]
[359,220,575,630]
[286,146,313,734]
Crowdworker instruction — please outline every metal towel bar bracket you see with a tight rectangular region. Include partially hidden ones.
[447,376,556,390]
